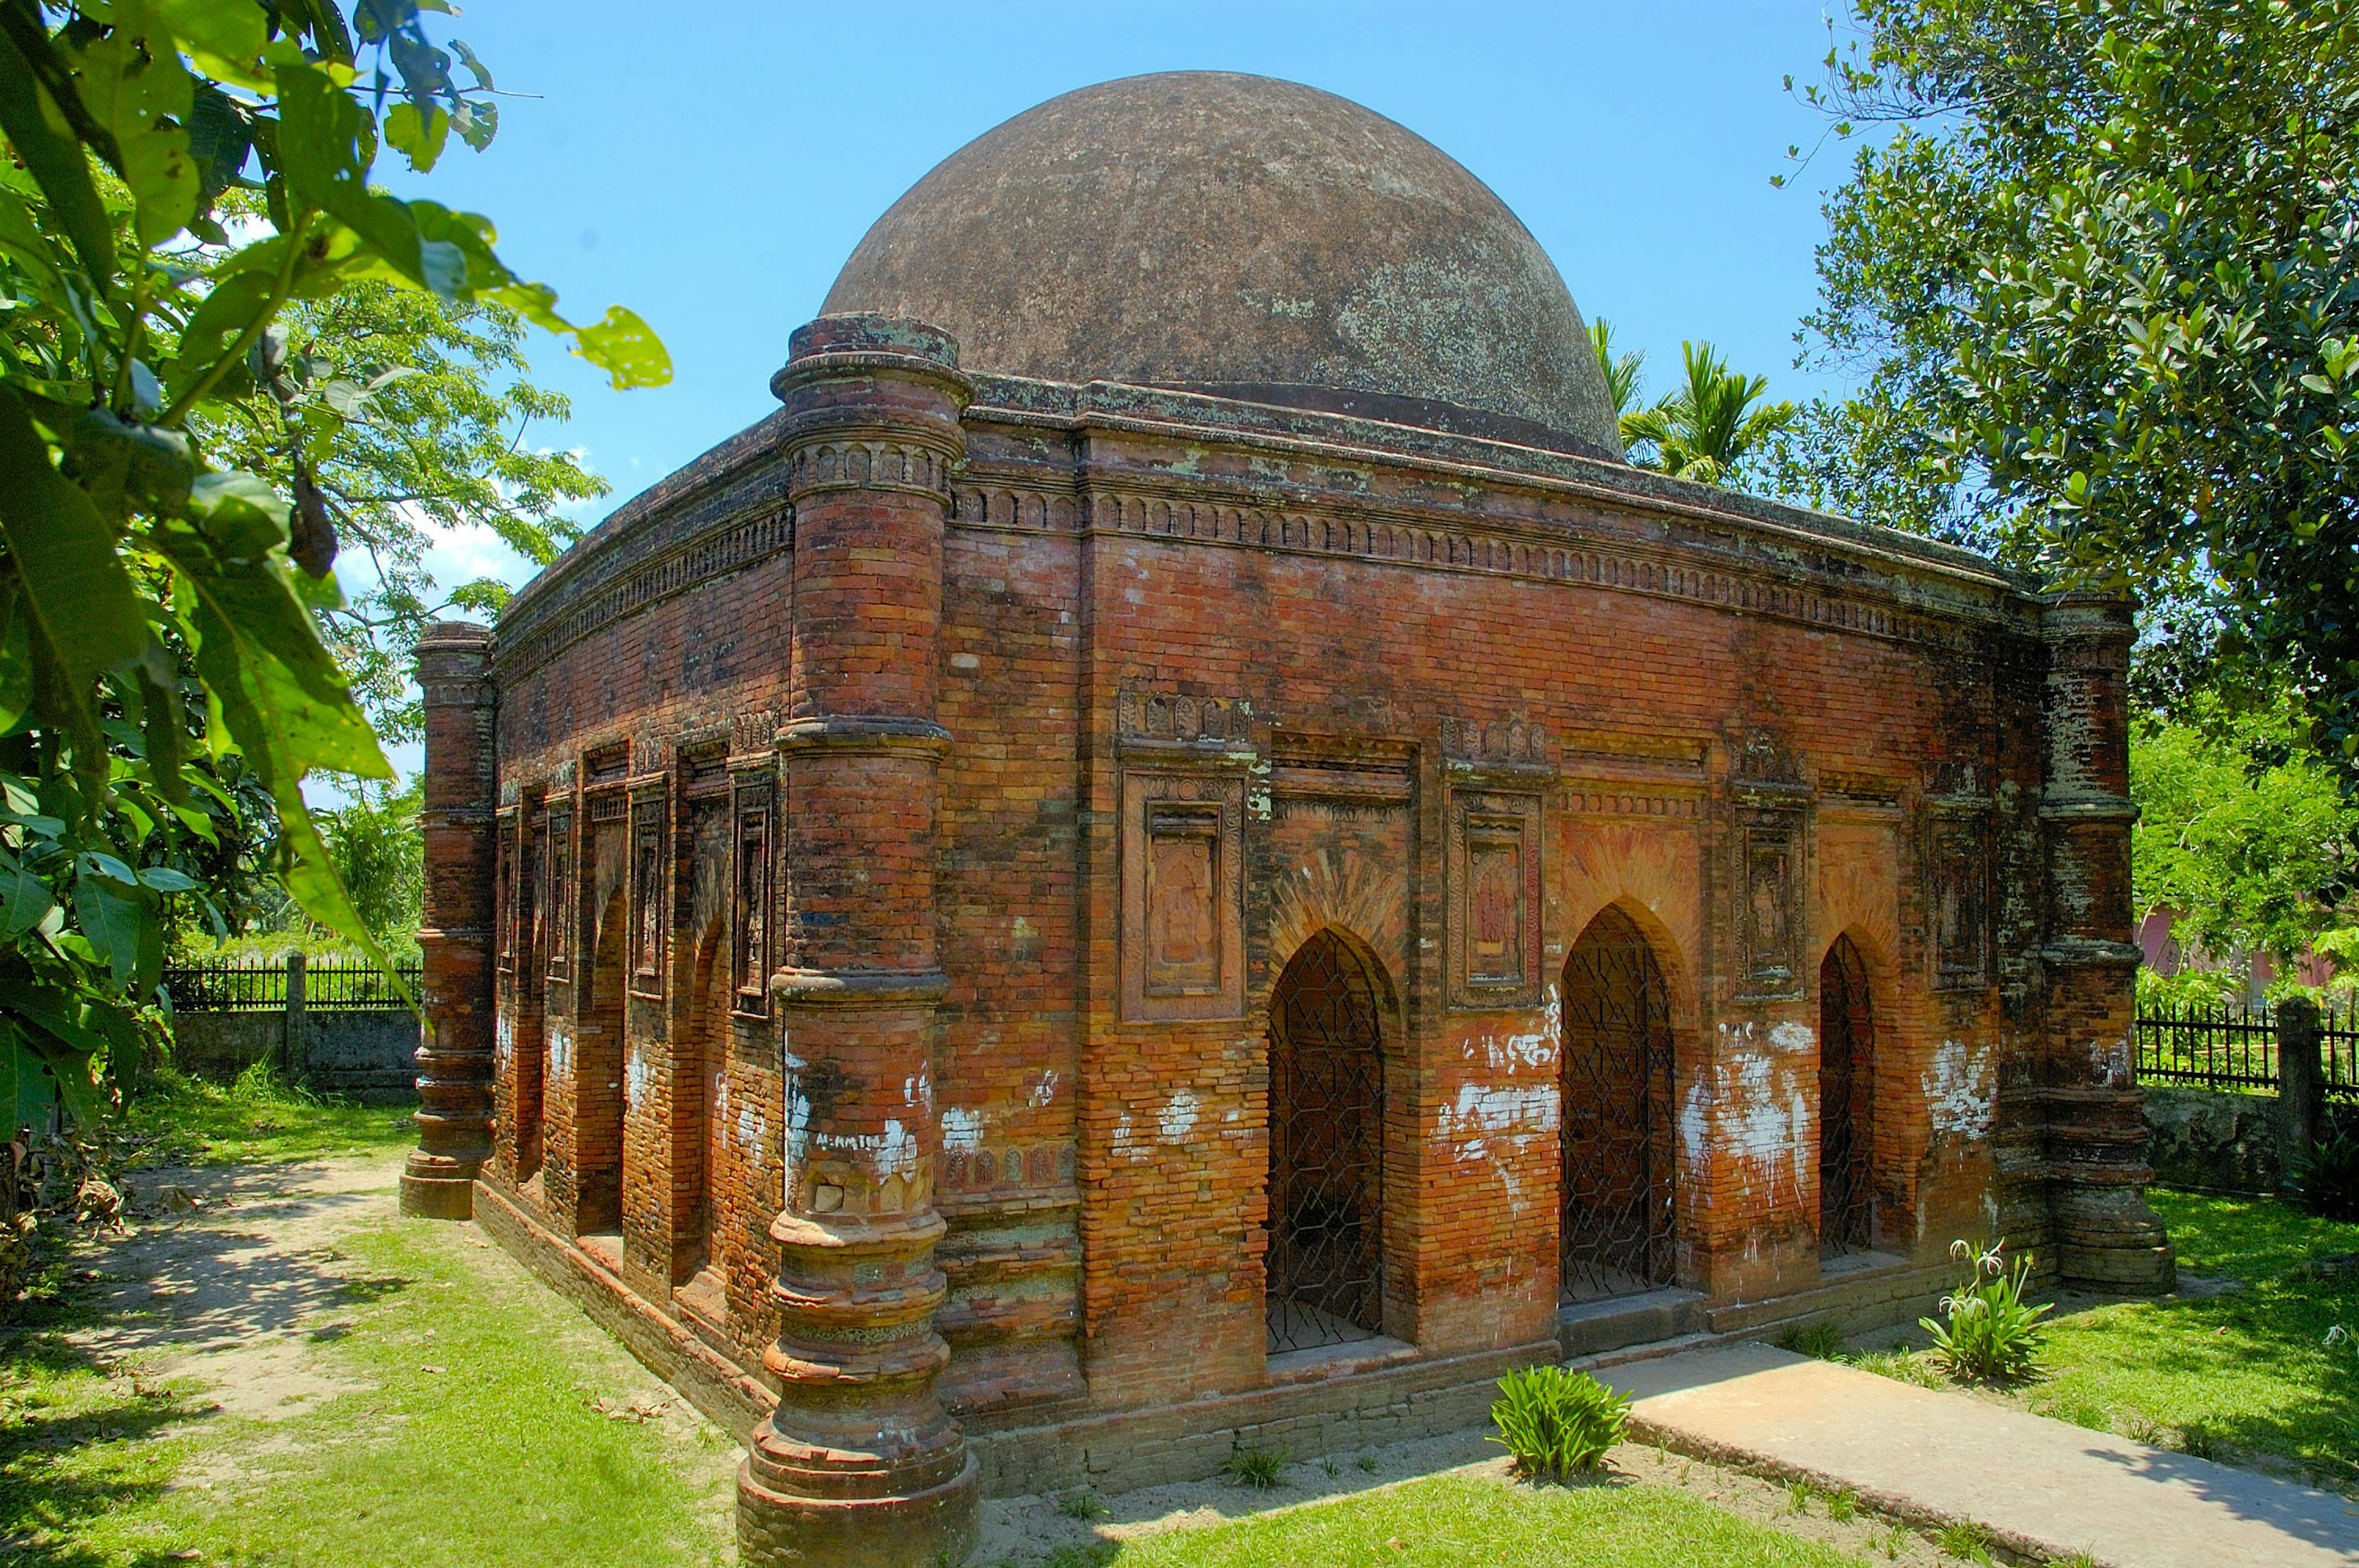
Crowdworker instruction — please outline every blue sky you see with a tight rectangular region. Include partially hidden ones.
[365,1,1868,774]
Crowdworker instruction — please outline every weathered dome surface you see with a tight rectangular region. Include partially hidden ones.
[823,72,1623,459]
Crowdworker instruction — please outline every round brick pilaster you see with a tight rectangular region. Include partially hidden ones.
[737,316,978,1568]
[2038,592,2173,1292]
[403,621,499,1220]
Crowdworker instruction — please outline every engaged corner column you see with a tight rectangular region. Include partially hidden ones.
[2036,590,2175,1293]
[402,619,499,1220]
[735,314,977,1568]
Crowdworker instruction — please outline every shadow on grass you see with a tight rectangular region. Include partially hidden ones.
[0,1323,222,1565]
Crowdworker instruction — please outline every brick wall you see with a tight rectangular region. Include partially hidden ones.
[451,362,2124,1435]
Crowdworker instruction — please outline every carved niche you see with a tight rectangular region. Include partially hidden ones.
[1740,824,1801,995]
[731,766,773,1016]
[1925,765,1992,991]
[1447,789,1544,1009]
[1121,770,1246,1021]
[1441,719,1548,1010]
[542,803,573,983]
[1732,728,1809,999]
[628,787,667,997]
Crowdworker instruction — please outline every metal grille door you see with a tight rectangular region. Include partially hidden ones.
[1559,907,1676,1300]
[1267,930,1386,1354]
[1819,937,1877,1255]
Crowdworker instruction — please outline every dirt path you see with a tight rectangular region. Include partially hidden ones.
[54,1149,740,1557]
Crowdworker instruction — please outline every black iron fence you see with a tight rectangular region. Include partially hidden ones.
[2133,997,2359,1100]
[162,956,420,1014]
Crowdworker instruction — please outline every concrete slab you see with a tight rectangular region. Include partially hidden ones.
[1608,1341,2359,1568]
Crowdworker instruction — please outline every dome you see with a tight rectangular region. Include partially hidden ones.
[822,72,1623,459]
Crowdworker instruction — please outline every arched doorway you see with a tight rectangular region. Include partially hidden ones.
[1559,906,1676,1300]
[1818,936,1876,1255]
[1266,929,1387,1354]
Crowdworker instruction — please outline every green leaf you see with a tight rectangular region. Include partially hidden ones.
[72,871,148,990]
[136,865,198,893]
[167,265,278,402]
[0,23,113,280]
[0,577,31,734]
[0,184,65,292]
[0,1026,61,1138]
[151,0,270,89]
[274,60,462,297]
[0,847,55,939]
[65,1,199,248]
[383,101,447,174]
[0,386,147,751]
[571,305,673,391]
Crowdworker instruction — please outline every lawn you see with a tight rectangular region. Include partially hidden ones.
[113,1064,417,1167]
[0,1199,736,1566]
[1028,1471,1871,1568]
[1847,1188,2359,1491]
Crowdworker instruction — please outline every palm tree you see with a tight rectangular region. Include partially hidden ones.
[1589,319,1648,420]
[1619,341,1799,487]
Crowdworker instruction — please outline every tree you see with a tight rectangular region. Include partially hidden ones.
[199,277,607,739]
[2131,698,2359,970]
[1618,340,1800,488]
[0,1,668,1129]
[1788,0,2359,775]
[1589,318,1647,420]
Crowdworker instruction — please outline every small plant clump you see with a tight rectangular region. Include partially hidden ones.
[1922,1239,2053,1384]
[1219,1443,1288,1489]
[1829,1488,1860,1523]
[1054,1489,1107,1520]
[1785,1478,1813,1515]
[1778,1319,1847,1359]
[1355,1453,1380,1473]
[1487,1365,1632,1481]
[1936,1520,1997,1562]
[2287,1133,2359,1222]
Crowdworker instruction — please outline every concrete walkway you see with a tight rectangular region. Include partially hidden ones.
[1609,1342,2359,1568]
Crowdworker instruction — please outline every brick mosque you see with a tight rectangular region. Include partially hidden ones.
[402,72,2174,1567]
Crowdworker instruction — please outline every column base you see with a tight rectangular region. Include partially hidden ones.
[2052,1182,2176,1294]
[400,1159,485,1220]
[737,1449,978,1568]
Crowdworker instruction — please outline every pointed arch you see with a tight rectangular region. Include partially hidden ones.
[1818,931,1879,1255]
[1265,926,1390,1353]
[1559,903,1680,1299]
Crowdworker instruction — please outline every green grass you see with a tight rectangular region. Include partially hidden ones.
[1026,1471,1868,1567]
[2003,1188,2359,1486]
[0,1214,732,1566]
[112,1064,415,1167]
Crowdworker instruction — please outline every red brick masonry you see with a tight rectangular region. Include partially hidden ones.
[415,314,2172,1566]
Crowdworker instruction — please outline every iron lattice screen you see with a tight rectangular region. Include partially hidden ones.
[1559,907,1676,1301]
[1266,930,1386,1354]
[1818,937,1877,1255]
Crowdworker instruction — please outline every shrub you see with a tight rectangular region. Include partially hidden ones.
[2288,1133,2359,1222]
[1488,1365,1632,1480]
[1921,1239,2052,1384]
[1218,1443,1288,1489]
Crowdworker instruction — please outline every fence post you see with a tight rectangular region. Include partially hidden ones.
[283,951,307,1082]
[2277,995,2324,1188]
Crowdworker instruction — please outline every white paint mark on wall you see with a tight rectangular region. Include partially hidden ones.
[1436,1081,1560,1163]
[1113,1111,1142,1163]
[1157,1089,1200,1144]
[625,1048,651,1112]
[942,1107,985,1153]
[877,1119,918,1180]
[904,1069,933,1114]
[495,1013,514,1067]
[1028,1069,1058,1109]
[739,1102,768,1171]
[547,1020,573,1081]
[1924,1037,1995,1138]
